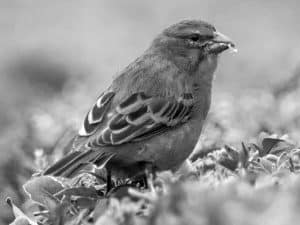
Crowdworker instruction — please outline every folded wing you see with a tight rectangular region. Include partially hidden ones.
[83,92,194,148]
[43,91,194,177]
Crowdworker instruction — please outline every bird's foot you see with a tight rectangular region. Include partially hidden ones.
[143,163,157,189]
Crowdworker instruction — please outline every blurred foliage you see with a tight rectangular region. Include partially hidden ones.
[6,132,300,225]
[1,51,300,224]
[1,1,300,224]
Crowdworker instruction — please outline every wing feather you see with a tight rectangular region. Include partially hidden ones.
[84,92,194,147]
[79,91,115,136]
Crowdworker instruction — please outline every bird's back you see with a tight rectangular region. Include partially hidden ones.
[71,48,192,148]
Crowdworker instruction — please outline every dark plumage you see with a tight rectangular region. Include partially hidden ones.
[44,19,236,185]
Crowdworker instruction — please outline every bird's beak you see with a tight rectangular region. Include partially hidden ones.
[207,31,237,54]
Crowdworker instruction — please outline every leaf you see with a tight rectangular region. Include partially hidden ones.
[249,160,271,174]
[22,176,77,225]
[6,197,38,225]
[217,145,239,171]
[224,145,239,161]
[250,143,262,153]
[289,158,295,172]
[40,193,77,225]
[269,140,295,155]
[239,142,250,168]
[23,176,65,206]
[264,154,279,163]
[54,186,99,199]
[261,137,284,156]
[34,189,78,225]
[259,158,274,173]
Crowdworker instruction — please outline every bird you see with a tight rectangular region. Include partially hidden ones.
[43,19,236,189]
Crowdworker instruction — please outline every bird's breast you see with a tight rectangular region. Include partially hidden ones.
[108,114,206,173]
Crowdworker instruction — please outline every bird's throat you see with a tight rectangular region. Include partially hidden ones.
[191,54,218,119]
[195,54,218,85]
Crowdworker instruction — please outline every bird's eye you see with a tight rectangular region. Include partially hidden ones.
[189,34,200,42]
[188,34,214,42]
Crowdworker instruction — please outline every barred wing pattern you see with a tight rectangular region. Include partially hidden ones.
[79,92,194,148]
[79,92,115,136]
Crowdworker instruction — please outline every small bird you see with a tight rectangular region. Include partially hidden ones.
[44,20,236,188]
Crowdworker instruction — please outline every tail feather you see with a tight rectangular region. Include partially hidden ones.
[43,151,82,175]
[43,150,114,178]
[48,150,95,177]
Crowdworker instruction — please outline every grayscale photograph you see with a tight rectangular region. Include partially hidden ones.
[1,1,300,225]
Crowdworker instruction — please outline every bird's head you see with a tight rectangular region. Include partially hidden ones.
[151,20,236,73]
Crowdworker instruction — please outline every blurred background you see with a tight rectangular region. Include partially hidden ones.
[1,0,300,224]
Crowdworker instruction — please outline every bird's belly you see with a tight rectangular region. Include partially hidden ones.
[109,118,204,173]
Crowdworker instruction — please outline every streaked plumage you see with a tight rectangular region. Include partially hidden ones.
[44,20,235,181]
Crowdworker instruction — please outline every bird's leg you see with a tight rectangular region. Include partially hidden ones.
[141,173,148,189]
[106,169,113,193]
[144,163,156,190]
